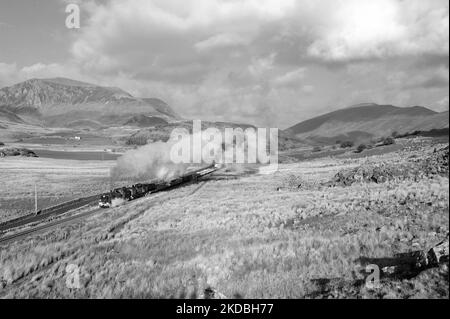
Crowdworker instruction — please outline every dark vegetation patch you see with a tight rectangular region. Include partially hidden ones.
[343,143,403,159]
[299,131,374,146]
[381,137,395,146]
[397,128,449,139]
[356,144,367,153]
[340,141,354,148]
[33,150,120,161]
[0,147,38,157]
[123,115,168,128]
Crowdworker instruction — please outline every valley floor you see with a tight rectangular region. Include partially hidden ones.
[0,137,448,298]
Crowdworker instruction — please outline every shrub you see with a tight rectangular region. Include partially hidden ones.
[312,146,322,153]
[340,141,354,148]
[125,136,148,146]
[391,131,399,138]
[356,144,367,153]
[382,137,396,146]
[0,141,4,146]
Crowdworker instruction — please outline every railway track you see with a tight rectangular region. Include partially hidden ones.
[0,195,100,233]
[0,207,102,246]
[0,164,220,245]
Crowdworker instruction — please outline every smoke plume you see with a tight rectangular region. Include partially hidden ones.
[111,124,276,183]
[111,141,189,183]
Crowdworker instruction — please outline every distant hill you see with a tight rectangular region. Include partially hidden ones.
[125,120,257,144]
[125,120,305,151]
[0,77,180,128]
[123,115,169,127]
[285,103,449,144]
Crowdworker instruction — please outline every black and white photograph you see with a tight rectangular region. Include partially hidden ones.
[0,0,448,303]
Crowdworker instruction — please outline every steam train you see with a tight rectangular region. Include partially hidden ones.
[98,183,160,208]
[98,164,219,208]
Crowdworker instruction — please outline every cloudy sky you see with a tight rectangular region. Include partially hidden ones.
[0,0,448,128]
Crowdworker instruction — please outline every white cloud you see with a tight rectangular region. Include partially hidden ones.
[273,67,306,87]
[69,0,449,80]
[0,62,93,90]
[195,33,248,52]
[435,96,449,112]
[307,0,449,61]
[70,0,297,75]
[302,85,314,93]
[1,0,448,127]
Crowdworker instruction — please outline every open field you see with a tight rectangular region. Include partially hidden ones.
[0,157,114,222]
[0,137,448,298]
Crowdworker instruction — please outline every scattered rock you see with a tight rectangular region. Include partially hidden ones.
[360,233,449,280]
[427,233,449,266]
[382,266,396,275]
[327,147,449,187]
[202,287,228,299]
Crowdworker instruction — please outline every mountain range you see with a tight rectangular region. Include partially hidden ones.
[0,78,448,146]
[0,77,179,128]
[285,103,449,144]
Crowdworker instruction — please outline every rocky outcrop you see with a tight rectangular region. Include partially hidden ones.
[427,234,450,267]
[0,78,132,109]
[363,233,449,277]
[328,146,449,187]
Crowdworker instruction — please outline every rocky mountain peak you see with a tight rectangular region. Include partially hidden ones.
[0,78,135,109]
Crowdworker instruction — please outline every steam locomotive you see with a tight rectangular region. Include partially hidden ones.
[98,183,161,208]
[98,164,219,208]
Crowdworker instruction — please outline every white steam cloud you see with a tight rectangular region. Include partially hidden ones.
[111,124,276,183]
[111,141,189,183]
